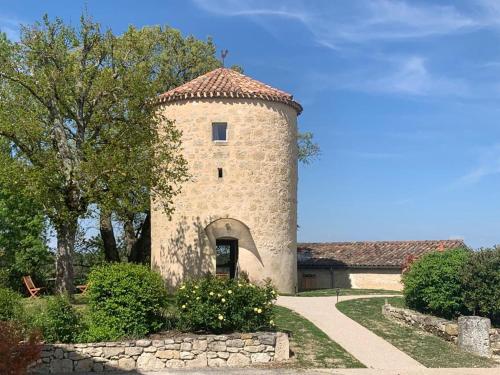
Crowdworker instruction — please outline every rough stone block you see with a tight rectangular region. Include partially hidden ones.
[251,352,271,363]
[217,351,230,359]
[180,351,195,360]
[156,349,180,359]
[185,353,208,368]
[226,339,245,347]
[103,347,124,358]
[208,358,227,367]
[275,332,289,361]
[227,353,251,367]
[117,357,136,370]
[166,359,184,368]
[180,342,192,351]
[50,359,73,373]
[74,359,93,372]
[125,346,143,356]
[136,339,152,347]
[445,323,459,336]
[192,339,208,351]
[137,353,165,370]
[458,316,492,358]
[258,334,276,345]
[208,341,226,351]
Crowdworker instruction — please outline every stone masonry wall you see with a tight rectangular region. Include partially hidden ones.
[382,303,500,358]
[151,99,298,294]
[31,332,289,373]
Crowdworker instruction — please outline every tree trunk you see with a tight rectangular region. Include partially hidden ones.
[55,219,77,296]
[100,210,120,262]
[128,212,151,264]
[123,215,136,258]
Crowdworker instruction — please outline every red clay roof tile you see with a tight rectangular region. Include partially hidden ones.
[157,68,302,114]
[297,240,466,268]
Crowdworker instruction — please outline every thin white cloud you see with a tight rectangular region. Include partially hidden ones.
[193,0,480,47]
[304,56,469,97]
[458,144,500,185]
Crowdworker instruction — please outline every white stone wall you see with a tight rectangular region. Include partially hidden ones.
[151,98,298,293]
[297,267,403,291]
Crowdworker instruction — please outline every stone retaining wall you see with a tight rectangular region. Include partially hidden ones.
[382,303,500,358]
[31,332,289,373]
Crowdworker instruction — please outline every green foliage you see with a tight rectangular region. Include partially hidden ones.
[402,248,470,319]
[0,140,52,292]
[175,276,276,333]
[24,296,81,343]
[298,131,320,164]
[462,247,500,325]
[0,287,23,321]
[84,263,168,341]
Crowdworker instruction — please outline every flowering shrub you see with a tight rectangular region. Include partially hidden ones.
[175,276,276,333]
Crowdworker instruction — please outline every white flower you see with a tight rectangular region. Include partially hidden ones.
[182,304,186,309]
[217,293,221,297]
[228,290,232,294]
[257,308,262,314]
[253,307,258,312]
[221,298,226,303]
[196,296,200,300]
[269,320,275,326]
[209,291,214,296]
[218,314,224,320]
[180,285,185,290]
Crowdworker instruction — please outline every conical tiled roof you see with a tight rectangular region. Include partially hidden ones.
[157,68,302,114]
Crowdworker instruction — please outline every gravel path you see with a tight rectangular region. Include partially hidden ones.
[277,294,425,370]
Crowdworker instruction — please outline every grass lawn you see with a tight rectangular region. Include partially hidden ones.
[273,305,363,368]
[297,288,401,297]
[336,297,498,368]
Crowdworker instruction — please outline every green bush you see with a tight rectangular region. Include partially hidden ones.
[84,263,168,341]
[175,276,276,333]
[402,248,470,319]
[0,287,23,321]
[24,296,81,343]
[462,247,500,325]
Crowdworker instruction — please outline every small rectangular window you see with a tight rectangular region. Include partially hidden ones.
[212,123,227,141]
[218,168,223,178]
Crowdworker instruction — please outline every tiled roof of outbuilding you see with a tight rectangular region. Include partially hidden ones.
[297,240,466,268]
[157,68,302,114]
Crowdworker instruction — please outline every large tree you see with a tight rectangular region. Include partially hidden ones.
[0,16,189,294]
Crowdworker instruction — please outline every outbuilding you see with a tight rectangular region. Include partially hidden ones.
[297,240,465,291]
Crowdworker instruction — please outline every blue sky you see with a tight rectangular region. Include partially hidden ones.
[2,0,500,248]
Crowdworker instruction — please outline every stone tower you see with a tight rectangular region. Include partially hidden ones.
[151,68,302,294]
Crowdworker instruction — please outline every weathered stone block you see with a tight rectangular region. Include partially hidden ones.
[258,334,276,345]
[185,353,208,367]
[208,358,227,367]
[217,351,229,359]
[156,349,180,359]
[137,352,165,370]
[251,352,271,363]
[50,359,73,373]
[444,323,458,336]
[53,348,64,359]
[226,339,245,347]
[180,351,195,360]
[180,342,192,351]
[208,341,226,351]
[136,339,152,347]
[74,359,93,372]
[125,346,143,356]
[192,339,208,351]
[103,347,124,358]
[458,316,492,358]
[117,357,136,370]
[166,359,184,368]
[227,353,251,367]
[275,332,289,361]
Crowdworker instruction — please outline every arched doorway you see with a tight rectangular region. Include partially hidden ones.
[216,238,238,278]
